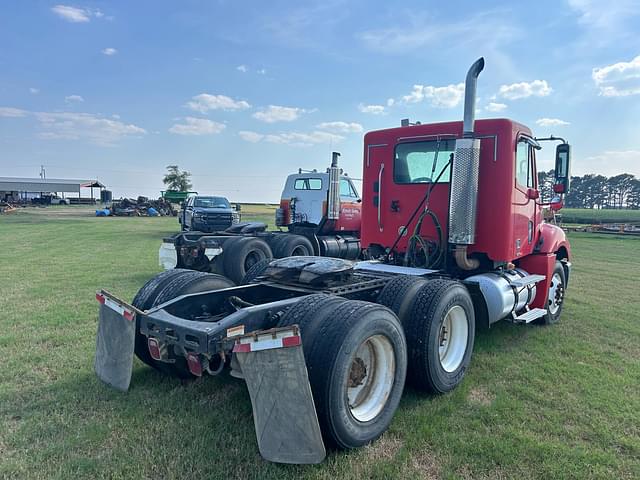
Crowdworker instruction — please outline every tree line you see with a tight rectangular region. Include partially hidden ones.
[538,171,640,209]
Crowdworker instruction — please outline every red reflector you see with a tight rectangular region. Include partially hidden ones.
[148,338,161,360]
[123,310,135,322]
[186,353,203,376]
[96,293,105,304]
[282,335,302,348]
[233,342,251,353]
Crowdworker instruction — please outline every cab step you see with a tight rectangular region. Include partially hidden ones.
[510,274,546,288]
[513,308,547,323]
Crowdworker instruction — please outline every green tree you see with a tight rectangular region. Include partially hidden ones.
[163,165,192,192]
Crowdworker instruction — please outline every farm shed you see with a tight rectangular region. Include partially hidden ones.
[0,177,106,203]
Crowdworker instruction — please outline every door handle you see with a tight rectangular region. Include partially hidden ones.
[377,163,384,232]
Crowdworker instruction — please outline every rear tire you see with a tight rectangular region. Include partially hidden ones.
[272,234,314,258]
[132,269,193,369]
[404,280,475,393]
[240,258,272,285]
[132,270,234,378]
[223,237,273,283]
[280,298,407,449]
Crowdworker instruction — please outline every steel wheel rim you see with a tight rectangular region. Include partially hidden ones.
[291,245,307,256]
[438,305,468,373]
[548,272,564,315]
[347,334,396,423]
[244,251,262,271]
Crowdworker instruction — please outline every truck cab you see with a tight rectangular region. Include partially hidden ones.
[277,170,361,234]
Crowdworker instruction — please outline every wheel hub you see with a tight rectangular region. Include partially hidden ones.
[346,334,395,422]
[548,272,564,315]
[438,305,469,373]
[348,357,367,387]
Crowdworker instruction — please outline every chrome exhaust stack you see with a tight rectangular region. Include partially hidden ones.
[327,152,341,220]
[449,58,484,269]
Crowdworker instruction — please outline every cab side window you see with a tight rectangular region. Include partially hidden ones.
[515,139,534,188]
[339,179,358,198]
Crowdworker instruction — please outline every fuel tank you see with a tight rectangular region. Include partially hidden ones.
[466,268,537,324]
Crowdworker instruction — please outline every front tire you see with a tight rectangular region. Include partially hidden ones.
[538,260,566,325]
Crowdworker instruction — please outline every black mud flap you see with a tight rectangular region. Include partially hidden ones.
[234,327,326,464]
[94,291,137,392]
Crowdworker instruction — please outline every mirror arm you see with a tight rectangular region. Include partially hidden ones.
[534,135,568,144]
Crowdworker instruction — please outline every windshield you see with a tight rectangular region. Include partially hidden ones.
[193,197,230,208]
[394,139,456,184]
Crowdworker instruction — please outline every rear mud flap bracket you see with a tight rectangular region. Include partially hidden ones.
[234,327,326,464]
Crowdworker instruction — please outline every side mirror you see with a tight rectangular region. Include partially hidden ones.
[550,196,564,211]
[527,188,539,200]
[554,143,571,194]
[234,204,241,212]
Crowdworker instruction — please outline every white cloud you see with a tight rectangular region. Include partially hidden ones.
[238,131,264,143]
[357,11,517,54]
[237,65,248,72]
[579,150,640,177]
[401,83,465,108]
[238,130,344,147]
[102,47,118,56]
[568,0,640,30]
[257,68,267,75]
[186,93,251,113]
[29,87,40,94]
[497,80,552,100]
[592,55,640,97]
[316,121,363,133]
[35,111,145,146]
[65,95,84,103]
[253,105,305,123]
[536,118,570,127]
[358,103,386,115]
[486,102,507,112]
[169,117,225,136]
[386,98,395,107]
[0,107,28,117]
[51,5,104,23]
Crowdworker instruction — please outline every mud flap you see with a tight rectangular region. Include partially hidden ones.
[234,327,326,464]
[94,291,137,392]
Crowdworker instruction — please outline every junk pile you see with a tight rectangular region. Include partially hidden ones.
[96,196,178,217]
[0,201,18,214]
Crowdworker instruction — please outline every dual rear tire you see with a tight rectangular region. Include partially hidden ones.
[131,269,235,378]
[378,276,475,393]
[278,295,407,449]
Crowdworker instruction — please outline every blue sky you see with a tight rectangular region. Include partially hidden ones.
[1,0,639,201]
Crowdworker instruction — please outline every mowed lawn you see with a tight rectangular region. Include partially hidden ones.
[0,207,638,479]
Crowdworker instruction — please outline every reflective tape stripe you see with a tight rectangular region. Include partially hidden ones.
[233,334,301,353]
[96,292,135,322]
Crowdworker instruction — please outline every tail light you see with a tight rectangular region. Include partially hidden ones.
[276,200,291,226]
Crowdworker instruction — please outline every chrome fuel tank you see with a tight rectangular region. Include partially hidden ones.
[466,268,537,324]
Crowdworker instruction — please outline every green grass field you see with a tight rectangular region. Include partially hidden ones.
[561,208,640,225]
[1,206,638,479]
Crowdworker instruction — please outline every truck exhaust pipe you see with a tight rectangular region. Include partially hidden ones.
[463,57,485,137]
[449,58,484,270]
[327,152,341,220]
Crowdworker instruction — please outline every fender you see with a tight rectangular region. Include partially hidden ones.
[535,223,571,260]
[519,223,571,310]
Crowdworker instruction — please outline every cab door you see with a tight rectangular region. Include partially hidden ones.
[513,136,538,258]
[335,178,362,232]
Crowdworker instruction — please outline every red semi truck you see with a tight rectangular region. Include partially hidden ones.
[95,58,571,464]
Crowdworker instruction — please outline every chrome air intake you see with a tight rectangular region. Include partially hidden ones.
[448,57,484,248]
